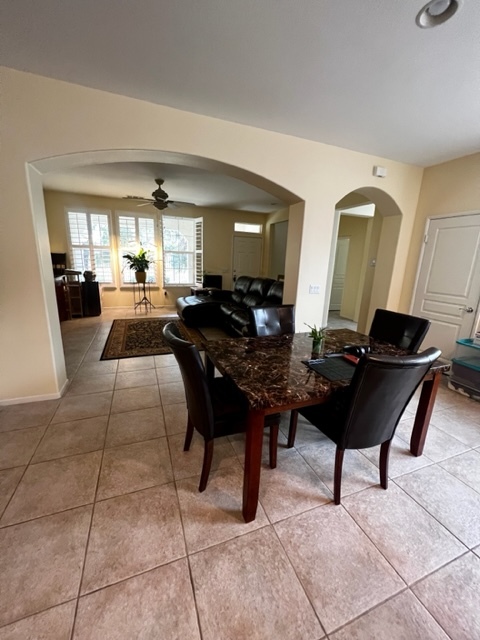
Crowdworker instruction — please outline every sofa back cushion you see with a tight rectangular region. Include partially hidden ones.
[232,276,254,304]
[242,278,275,307]
[265,280,284,305]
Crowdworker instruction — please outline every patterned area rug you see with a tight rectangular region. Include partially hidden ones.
[100,318,204,360]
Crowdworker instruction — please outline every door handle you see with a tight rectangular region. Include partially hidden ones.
[458,306,474,313]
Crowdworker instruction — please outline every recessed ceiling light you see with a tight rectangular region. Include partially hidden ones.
[416,0,462,28]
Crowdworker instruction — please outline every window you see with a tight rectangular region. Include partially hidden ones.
[118,213,157,284]
[66,210,113,283]
[234,222,262,234]
[162,216,203,285]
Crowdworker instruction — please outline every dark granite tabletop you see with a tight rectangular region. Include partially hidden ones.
[204,329,448,410]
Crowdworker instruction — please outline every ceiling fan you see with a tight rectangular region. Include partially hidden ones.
[123,178,196,211]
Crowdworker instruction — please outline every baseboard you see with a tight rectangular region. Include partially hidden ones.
[0,377,69,406]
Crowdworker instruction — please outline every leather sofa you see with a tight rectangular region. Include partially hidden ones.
[176,276,287,336]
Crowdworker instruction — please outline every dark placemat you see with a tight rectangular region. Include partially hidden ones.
[304,357,356,382]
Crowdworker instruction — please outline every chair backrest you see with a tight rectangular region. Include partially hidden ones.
[340,347,441,450]
[369,308,431,353]
[162,322,215,439]
[249,305,295,337]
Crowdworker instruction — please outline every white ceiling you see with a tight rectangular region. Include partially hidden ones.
[2,0,479,207]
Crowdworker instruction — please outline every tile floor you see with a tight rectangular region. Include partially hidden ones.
[0,307,479,639]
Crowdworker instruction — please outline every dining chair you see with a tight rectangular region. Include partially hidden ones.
[162,322,280,491]
[287,347,441,504]
[249,305,295,337]
[369,308,431,353]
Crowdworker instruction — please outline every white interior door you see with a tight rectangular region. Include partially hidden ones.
[232,236,263,285]
[329,237,350,311]
[412,213,480,359]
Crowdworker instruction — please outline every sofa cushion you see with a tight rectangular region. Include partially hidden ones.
[264,280,284,305]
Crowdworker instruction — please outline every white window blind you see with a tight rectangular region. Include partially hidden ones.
[162,216,203,285]
[118,213,157,284]
[67,211,112,283]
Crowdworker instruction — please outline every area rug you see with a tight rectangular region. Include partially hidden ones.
[100,318,205,360]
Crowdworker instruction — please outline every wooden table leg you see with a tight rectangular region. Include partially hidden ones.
[410,370,442,456]
[243,409,266,523]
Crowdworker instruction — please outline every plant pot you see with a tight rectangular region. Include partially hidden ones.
[312,337,325,358]
[135,271,147,284]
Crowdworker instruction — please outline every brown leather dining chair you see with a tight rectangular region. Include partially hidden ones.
[249,305,295,337]
[287,347,441,504]
[162,322,280,491]
[369,308,431,353]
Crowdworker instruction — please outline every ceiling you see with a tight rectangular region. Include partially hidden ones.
[2,0,479,208]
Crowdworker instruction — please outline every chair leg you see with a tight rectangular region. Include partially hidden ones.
[334,448,345,505]
[183,415,194,451]
[199,439,214,492]
[269,423,279,469]
[287,411,299,448]
[380,439,392,490]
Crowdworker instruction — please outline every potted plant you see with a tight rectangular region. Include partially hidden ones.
[122,246,152,284]
[305,323,328,357]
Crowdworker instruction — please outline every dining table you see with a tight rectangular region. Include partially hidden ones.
[203,328,449,522]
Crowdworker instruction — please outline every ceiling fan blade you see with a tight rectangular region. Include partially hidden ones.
[167,200,196,208]
[136,201,154,207]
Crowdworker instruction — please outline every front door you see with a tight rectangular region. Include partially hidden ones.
[232,236,263,285]
[412,213,480,359]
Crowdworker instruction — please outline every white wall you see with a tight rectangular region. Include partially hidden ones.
[0,66,425,403]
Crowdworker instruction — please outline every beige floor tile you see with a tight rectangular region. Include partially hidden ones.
[117,356,155,372]
[0,601,76,640]
[32,416,108,463]
[430,408,480,447]
[154,353,177,368]
[413,553,480,640]
[0,400,59,433]
[114,368,158,390]
[110,385,160,414]
[82,348,105,363]
[343,484,466,584]
[105,407,165,448]
[439,449,480,494]
[159,382,185,405]
[396,465,480,548]
[0,426,46,470]
[156,366,182,384]
[168,431,237,481]
[66,373,116,396]
[0,467,25,516]
[74,560,201,640]
[258,448,331,523]
[298,440,380,498]
[52,392,113,423]
[162,403,187,435]
[176,465,269,554]
[190,526,323,640]
[1,451,101,526]
[81,484,185,594]
[329,590,449,640]
[360,436,434,478]
[75,361,118,378]
[0,506,91,627]
[274,504,405,633]
[395,418,470,462]
[282,417,329,449]
[97,438,172,500]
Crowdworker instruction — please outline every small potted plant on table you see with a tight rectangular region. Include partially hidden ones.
[122,247,152,284]
[306,323,328,357]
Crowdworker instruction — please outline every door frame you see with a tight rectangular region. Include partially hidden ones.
[409,210,480,338]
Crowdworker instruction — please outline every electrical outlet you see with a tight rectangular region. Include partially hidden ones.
[309,285,321,294]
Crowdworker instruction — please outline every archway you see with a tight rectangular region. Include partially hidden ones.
[324,187,403,334]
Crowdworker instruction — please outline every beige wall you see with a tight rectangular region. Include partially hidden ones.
[0,66,426,403]
[44,190,269,307]
[399,153,480,311]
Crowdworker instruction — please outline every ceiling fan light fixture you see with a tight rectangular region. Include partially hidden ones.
[416,0,462,28]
